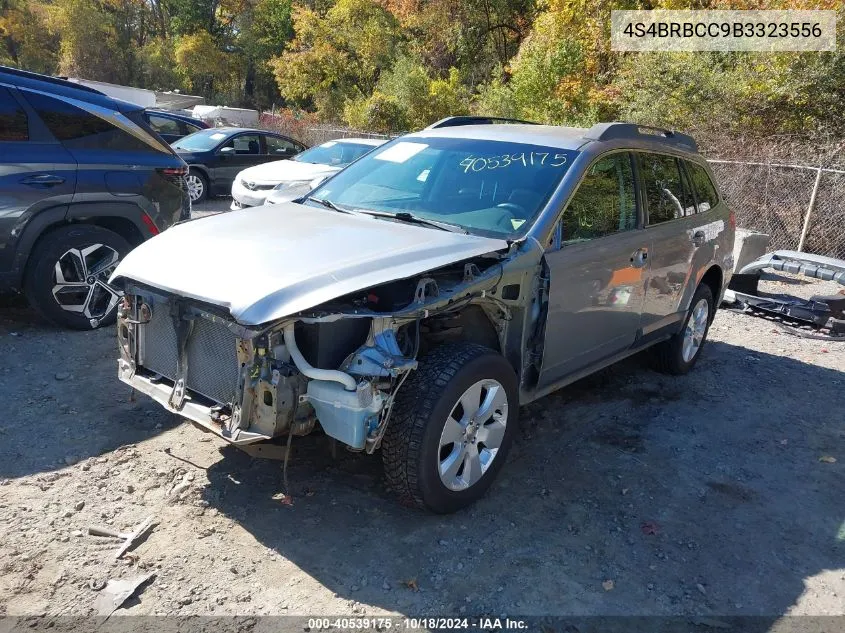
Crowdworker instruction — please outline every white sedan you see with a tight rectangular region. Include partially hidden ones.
[230,138,385,209]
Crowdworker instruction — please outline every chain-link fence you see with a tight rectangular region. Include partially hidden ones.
[708,159,845,259]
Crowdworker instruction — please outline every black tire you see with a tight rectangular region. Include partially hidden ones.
[653,283,714,375]
[382,342,518,513]
[186,168,208,203]
[24,224,131,330]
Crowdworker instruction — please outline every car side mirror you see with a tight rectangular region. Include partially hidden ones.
[218,146,235,157]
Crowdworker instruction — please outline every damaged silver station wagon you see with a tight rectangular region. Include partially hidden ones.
[112,118,735,513]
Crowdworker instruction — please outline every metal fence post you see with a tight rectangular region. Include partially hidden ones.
[797,167,823,253]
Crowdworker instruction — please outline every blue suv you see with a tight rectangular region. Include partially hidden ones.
[0,65,190,329]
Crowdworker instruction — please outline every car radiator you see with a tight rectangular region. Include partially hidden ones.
[139,299,240,405]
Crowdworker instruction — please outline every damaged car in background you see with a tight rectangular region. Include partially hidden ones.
[111,118,734,513]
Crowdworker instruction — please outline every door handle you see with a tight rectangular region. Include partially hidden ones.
[692,230,706,247]
[20,174,65,187]
[630,248,648,268]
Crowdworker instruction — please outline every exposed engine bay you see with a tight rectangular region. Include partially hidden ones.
[115,252,534,453]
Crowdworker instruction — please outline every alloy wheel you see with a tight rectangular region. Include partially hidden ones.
[51,244,122,327]
[682,298,710,363]
[438,378,509,491]
[185,173,204,202]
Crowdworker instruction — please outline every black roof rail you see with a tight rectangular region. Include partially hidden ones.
[584,122,698,152]
[426,115,540,129]
[0,65,105,96]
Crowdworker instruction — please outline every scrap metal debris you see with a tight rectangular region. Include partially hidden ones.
[93,572,155,617]
[724,250,845,341]
[88,515,157,559]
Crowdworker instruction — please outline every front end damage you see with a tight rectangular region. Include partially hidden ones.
[116,257,517,453]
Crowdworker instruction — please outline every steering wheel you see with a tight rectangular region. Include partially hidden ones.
[496,202,526,217]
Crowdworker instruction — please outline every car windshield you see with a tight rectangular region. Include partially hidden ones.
[294,140,379,167]
[309,136,579,238]
[171,129,229,151]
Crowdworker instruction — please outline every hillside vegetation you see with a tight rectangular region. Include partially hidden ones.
[1,0,843,138]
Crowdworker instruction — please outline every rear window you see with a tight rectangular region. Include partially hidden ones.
[0,86,28,141]
[686,161,720,212]
[23,91,160,153]
[638,153,696,224]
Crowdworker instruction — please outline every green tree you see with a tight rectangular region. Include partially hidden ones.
[0,0,58,73]
[270,0,402,118]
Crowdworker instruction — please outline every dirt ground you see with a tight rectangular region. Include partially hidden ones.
[1,208,843,621]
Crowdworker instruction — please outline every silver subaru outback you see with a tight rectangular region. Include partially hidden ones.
[112,118,734,513]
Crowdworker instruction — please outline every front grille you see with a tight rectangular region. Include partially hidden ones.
[140,298,239,404]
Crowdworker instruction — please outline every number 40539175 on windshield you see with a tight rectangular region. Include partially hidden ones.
[460,152,569,173]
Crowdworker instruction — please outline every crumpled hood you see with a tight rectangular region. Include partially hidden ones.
[238,159,339,185]
[111,203,508,326]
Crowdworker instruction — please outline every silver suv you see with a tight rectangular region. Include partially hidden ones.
[112,119,734,513]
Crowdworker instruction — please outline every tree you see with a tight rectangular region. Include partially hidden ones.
[0,0,58,73]
[270,0,402,118]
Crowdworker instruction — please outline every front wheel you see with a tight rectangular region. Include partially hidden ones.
[382,342,518,513]
[653,283,714,375]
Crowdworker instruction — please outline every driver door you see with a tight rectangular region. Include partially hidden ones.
[538,152,649,388]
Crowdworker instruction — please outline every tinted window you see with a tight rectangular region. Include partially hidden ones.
[313,137,578,238]
[295,140,379,166]
[222,134,260,155]
[0,86,28,141]
[148,114,180,135]
[24,91,156,152]
[686,161,719,212]
[264,135,298,156]
[639,153,696,224]
[560,153,637,242]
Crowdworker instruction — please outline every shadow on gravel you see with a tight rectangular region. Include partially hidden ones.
[0,296,179,480]
[202,341,844,618]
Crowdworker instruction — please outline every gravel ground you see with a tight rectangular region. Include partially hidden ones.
[0,220,843,619]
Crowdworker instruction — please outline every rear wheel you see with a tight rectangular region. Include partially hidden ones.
[185,169,207,203]
[382,342,518,513]
[653,283,714,375]
[24,225,130,330]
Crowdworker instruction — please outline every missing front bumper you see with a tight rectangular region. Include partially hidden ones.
[118,361,270,445]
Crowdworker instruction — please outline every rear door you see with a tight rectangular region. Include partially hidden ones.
[636,152,704,336]
[0,85,77,277]
[539,152,648,387]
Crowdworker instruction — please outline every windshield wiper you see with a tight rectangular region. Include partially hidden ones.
[304,196,355,214]
[362,210,469,234]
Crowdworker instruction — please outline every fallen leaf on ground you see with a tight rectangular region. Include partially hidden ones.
[404,578,419,591]
[819,456,837,463]
[622,488,629,495]
[641,521,660,535]
[271,492,294,505]
[304,489,315,497]
[602,579,615,591]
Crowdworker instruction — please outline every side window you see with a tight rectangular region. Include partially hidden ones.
[184,123,202,135]
[264,135,296,156]
[559,153,637,243]
[638,153,696,224]
[23,91,155,152]
[148,114,180,136]
[686,161,719,213]
[0,86,28,141]
[223,134,260,155]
